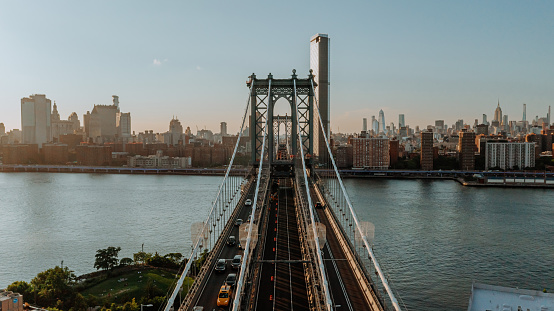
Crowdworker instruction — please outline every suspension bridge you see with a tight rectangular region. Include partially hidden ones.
[161,70,405,311]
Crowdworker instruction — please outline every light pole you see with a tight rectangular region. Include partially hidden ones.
[141,304,153,311]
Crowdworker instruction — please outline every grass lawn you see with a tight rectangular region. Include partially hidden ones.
[80,267,193,304]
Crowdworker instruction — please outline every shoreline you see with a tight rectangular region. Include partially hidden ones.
[2,164,553,188]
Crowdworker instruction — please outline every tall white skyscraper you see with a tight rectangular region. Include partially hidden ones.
[310,33,330,157]
[378,109,386,134]
[21,94,52,147]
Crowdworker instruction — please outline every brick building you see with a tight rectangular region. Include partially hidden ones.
[2,144,39,164]
[42,144,69,164]
[458,130,476,171]
[352,137,390,169]
[75,145,112,166]
[420,130,434,170]
[389,139,399,166]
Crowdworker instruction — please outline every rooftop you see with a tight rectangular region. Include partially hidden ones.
[468,283,554,311]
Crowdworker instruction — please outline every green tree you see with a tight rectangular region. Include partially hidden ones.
[119,258,134,266]
[30,266,76,308]
[133,251,152,265]
[7,281,33,303]
[164,253,183,265]
[94,246,122,271]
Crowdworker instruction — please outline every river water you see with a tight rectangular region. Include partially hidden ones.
[0,173,552,310]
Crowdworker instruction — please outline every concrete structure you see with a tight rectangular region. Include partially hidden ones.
[468,283,554,311]
[352,137,390,169]
[117,112,131,140]
[475,124,488,136]
[420,130,433,170]
[523,103,527,121]
[84,95,130,143]
[458,130,476,171]
[21,94,51,147]
[362,118,367,132]
[165,117,184,146]
[51,102,78,141]
[0,123,5,135]
[128,150,191,168]
[434,120,444,134]
[310,33,330,157]
[0,290,23,311]
[220,122,228,136]
[485,141,535,170]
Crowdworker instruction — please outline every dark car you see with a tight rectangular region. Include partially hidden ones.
[227,235,236,246]
[235,219,243,227]
[315,202,323,209]
[231,255,242,269]
[225,273,237,287]
[215,259,226,273]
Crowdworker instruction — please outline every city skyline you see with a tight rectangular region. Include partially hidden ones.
[1,1,553,134]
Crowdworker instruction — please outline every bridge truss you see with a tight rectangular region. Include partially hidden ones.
[164,71,404,311]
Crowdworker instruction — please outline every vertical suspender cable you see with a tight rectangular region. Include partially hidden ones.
[294,79,333,311]
[310,80,402,311]
[163,80,254,311]
[231,78,271,311]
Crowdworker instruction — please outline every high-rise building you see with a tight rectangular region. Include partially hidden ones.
[21,94,52,147]
[362,118,367,132]
[548,106,551,125]
[482,114,488,125]
[310,33,330,157]
[398,114,405,128]
[458,130,476,171]
[420,130,434,170]
[117,112,131,139]
[523,103,527,121]
[435,120,445,134]
[371,116,378,134]
[51,102,78,141]
[0,123,5,135]
[378,110,386,134]
[220,122,228,136]
[494,100,502,123]
[485,141,535,170]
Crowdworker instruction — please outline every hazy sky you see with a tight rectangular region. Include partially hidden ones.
[1,1,553,134]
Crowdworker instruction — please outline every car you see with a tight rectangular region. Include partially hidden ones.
[245,199,252,206]
[315,202,323,209]
[231,255,242,269]
[227,235,236,246]
[214,259,226,273]
[247,215,252,223]
[225,273,237,287]
[235,219,243,227]
[216,285,232,307]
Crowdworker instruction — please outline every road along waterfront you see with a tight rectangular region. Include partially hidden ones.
[1,173,552,310]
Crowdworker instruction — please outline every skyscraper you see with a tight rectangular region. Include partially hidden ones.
[21,94,52,147]
[362,118,367,132]
[220,122,228,136]
[0,123,5,135]
[420,130,434,170]
[523,103,527,121]
[548,106,551,125]
[398,114,405,128]
[310,33,330,157]
[378,109,386,134]
[494,100,502,123]
[482,114,488,125]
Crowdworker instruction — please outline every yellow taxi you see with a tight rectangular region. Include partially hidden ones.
[217,284,232,307]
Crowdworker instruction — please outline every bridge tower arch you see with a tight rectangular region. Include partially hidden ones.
[247,70,316,165]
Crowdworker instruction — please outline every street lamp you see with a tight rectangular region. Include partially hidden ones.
[141,304,153,311]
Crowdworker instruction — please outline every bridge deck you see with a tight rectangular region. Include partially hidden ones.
[254,177,309,310]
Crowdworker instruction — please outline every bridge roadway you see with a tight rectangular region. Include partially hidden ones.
[185,175,382,310]
[253,177,309,310]
[184,178,256,310]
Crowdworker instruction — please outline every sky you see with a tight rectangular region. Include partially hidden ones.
[1,1,553,134]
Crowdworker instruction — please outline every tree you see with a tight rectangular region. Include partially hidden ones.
[7,281,34,304]
[30,266,76,308]
[94,246,122,271]
[164,253,183,265]
[119,257,134,266]
[133,251,152,265]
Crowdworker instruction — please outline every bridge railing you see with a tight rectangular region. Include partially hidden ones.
[162,84,253,311]
[310,81,405,311]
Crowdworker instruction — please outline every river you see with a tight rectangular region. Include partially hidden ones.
[1,173,552,310]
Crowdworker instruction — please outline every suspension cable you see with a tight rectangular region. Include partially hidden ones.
[231,78,271,311]
[163,80,253,311]
[310,80,402,311]
[294,78,333,311]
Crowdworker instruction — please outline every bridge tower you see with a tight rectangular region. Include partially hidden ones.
[247,70,316,165]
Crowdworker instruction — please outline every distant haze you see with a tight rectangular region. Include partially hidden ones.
[1,1,553,134]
